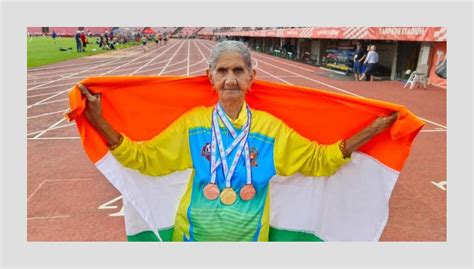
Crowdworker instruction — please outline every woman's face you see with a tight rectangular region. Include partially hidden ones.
[207,51,256,104]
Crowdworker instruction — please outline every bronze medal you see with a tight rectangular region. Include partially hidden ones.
[220,187,237,205]
[203,183,220,200]
[239,184,256,201]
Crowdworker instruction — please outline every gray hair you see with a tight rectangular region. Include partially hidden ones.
[208,40,253,71]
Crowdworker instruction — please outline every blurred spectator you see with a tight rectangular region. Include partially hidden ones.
[75,30,83,52]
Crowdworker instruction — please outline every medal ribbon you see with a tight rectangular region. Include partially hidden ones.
[213,103,253,187]
[209,103,253,188]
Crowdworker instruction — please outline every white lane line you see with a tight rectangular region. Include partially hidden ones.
[189,57,205,68]
[255,56,365,98]
[27,46,166,108]
[163,58,188,68]
[27,56,125,91]
[29,98,68,107]
[129,40,182,75]
[420,129,447,133]
[194,40,210,65]
[27,82,76,92]
[28,122,75,137]
[257,67,293,84]
[98,63,166,74]
[431,181,447,191]
[33,117,67,139]
[28,78,63,85]
[99,46,166,76]
[161,65,187,74]
[254,51,319,72]
[28,59,114,73]
[187,39,190,76]
[28,215,71,220]
[98,195,123,209]
[28,136,80,140]
[257,75,306,79]
[417,118,446,129]
[28,92,58,98]
[189,67,207,75]
[27,109,68,119]
[27,178,93,202]
[159,40,186,75]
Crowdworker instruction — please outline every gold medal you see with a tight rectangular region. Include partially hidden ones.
[220,187,237,205]
[203,183,220,200]
[239,184,256,201]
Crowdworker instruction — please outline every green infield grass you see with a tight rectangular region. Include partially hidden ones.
[27,36,140,68]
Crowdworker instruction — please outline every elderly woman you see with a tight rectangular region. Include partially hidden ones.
[78,41,397,241]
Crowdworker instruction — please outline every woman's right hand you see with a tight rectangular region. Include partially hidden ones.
[77,83,122,147]
[78,84,102,124]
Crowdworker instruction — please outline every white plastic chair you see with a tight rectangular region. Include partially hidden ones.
[404,64,428,90]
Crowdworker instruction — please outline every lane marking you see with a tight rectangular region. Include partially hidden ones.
[27,178,93,202]
[27,55,126,91]
[98,195,124,217]
[27,109,68,119]
[28,122,75,137]
[28,136,80,140]
[161,65,187,74]
[187,39,190,76]
[159,39,186,75]
[28,92,59,98]
[33,117,67,139]
[29,98,68,107]
[194,39,210,65]
[431,181,447,191]
[129,40,182,75]
[27,43,169,109]
[28,82,76,92]
[420,129,447,133]
[98,195,122,209]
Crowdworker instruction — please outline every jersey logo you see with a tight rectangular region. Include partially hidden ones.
[201,143,211,161]
[250,147,258,167]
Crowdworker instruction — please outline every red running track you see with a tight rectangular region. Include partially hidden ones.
[27,38,446,241]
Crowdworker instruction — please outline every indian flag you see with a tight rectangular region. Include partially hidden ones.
[66,75,423,241]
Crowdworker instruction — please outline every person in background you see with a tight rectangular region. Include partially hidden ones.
[353,42,366,81]
[80,31,87,52]
[359,45,379,81]
[51,31,57,45]
[75,30,83,53]
[141,35,148,52]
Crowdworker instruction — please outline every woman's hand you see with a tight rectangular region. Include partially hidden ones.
[78,84,102,125]
[76,83,122,147]
[342,112,399,158]
[369,112,399,135]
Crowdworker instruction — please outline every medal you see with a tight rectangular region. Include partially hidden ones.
[239,184,256,201]
[220,187,237,205]
[203,183,220,200]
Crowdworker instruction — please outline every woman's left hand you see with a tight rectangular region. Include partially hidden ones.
[370,112,399,135]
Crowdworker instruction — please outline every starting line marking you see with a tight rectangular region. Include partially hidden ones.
[27,178,94,202]
[98,195,124,217]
